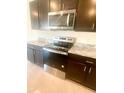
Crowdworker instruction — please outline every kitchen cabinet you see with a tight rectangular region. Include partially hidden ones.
[27,44,43,67]
[29,0,39,29]
[84,63,96,90]
[34,49,43,67]
[66,59,87,83]
[49,0,61,12]
[38,0,49,30]
[61,0,78,10]
[49,0,77,12]
[27,47,34,63]
[66,53,96,90]
[75,0,96,31]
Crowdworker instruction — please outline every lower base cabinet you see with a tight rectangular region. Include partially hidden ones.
[27,44,43,67]
[27,47,34,63]
[34,49,43,67]
[66,59,87,83]
[66,54,96,90]
[85,65,96,90]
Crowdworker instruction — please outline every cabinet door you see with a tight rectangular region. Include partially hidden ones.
[49,0,61,12]
[66,59,87,83]
[34,49,43,67]
[29,0,39,29]
[75,0,96,31]
[61,0,78,10]
[27,48,34,63]
[86,65,96,90]
[38,0,49,30]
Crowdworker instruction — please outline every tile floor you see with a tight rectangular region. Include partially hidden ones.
[27,62,95,93]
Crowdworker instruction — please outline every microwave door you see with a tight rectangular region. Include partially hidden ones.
[49,14,68,28]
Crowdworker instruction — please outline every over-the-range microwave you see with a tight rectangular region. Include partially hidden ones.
[48,9,76,30]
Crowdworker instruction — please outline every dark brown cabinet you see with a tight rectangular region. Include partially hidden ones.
[49,0,61,12]
[86,64,96,90]
[61,0,78,10]
[27,44,43,67]
[29,0,39,29]
[66,53,96,90]
[49,0,77,12]
[66,59,87,83]
[75,0,96,31]
[38,0,49,30]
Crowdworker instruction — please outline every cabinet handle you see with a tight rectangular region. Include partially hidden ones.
[86,60,94,64]
[89,67,92,74]
[84,66,86,72]
[92,23,95,30]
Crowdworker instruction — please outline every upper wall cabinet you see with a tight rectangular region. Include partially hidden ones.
[38,0,49,30]
[49,0,77,12]
[61,0,78,10]
[29,0,39,29]
[29,0,49,30]
[29,0,96,31]
[75,0,96,31]
[49,0,61,12]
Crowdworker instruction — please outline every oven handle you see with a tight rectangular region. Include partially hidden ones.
[43,48,68,56]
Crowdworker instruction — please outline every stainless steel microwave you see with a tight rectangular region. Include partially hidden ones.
[48,9,76,30]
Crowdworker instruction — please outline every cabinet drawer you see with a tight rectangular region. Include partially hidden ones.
[68,53,96,64]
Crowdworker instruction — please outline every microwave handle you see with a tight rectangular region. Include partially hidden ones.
[67,14,70,26]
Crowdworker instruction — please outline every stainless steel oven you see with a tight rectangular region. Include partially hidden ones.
[43,49,68,79]
[48,9,76,30]
[43,36,75,79]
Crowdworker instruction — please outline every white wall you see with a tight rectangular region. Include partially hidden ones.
[28,30,96,44]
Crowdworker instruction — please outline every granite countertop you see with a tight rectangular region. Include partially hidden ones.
[28,40,96,59]
[68,43,96,59]
[27,40,48,47]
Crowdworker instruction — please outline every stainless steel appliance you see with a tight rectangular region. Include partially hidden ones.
[48,9,76,30]
[43,36,75,79]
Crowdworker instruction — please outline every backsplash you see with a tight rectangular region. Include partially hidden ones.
[27,30,96,45]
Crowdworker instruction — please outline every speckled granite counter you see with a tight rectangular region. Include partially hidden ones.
[27,40,48,47]
[28,40,96,59]
[68,43,96,59]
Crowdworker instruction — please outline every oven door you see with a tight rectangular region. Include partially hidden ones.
[43,48,67,72]
[43,49,67,79]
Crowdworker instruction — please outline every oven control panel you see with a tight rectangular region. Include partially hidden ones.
[53,36,76,43]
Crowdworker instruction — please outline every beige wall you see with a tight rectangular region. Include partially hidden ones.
[27,1,96,45]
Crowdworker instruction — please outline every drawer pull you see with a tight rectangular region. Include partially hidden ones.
[84,66,86,72]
